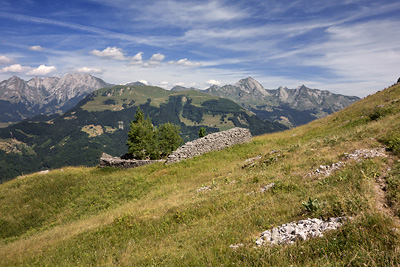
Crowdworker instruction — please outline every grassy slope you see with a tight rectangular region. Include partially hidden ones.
[0,84,400,266]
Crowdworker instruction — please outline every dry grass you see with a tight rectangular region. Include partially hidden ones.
[1,84,400,266]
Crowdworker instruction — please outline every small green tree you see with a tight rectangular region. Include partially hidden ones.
[127,107,183,159]
[198,127,207,138]
[127,107,158,159]
[158,123,183,157]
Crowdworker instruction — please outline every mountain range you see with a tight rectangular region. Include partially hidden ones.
[1,74,359,128]
[201,77,360,127]
[172,78,360,127]
[0,73,111,123]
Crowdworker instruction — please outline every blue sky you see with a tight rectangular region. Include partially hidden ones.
[0,0,400,96]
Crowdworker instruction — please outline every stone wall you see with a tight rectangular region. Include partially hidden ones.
[99,127,252,168]
[165,127,251,164]
[99,153,164,168]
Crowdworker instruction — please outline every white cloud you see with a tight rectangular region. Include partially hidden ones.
[29,45,44,51]
[90,47,127,61]
[128,52,165,67]
[148,53,165,66]
[158,81,169,88]
[288,20,400,95]
[174,82,186,87]
[138,79,150,85]
[0,64,31,73]
[130,52,144,65]
[206,79,221,86]
[169,58,202,67]
[129,0,248,27]
[0,55,14,64]
[74,67,104,74]
[27,65,57,76]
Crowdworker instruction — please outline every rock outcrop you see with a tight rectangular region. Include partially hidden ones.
[165,127,252,164]
[99,153,163,168]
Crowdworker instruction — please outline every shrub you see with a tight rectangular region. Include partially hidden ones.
[198,127,206,138]
[385,132,400,156]
[369,105,393,121]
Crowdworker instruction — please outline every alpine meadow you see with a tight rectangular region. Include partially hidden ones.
[1,1,400,265]
[0,82,400,266]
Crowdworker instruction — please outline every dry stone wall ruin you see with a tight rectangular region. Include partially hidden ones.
[99,127,252,168]
[165,127,252,164]
[99,153,164,168]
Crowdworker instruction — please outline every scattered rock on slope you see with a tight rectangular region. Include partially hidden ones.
[256,217,348,246]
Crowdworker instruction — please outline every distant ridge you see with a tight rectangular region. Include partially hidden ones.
[125,81,150,86]
[171,85,198,92]
[204,77,360,127]
[0,73,112,123]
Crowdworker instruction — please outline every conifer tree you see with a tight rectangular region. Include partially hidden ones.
[127,107,182,159]
[158,123,183,157]
[127,107,157,159]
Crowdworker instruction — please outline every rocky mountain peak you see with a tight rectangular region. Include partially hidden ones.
[27,76,43,87]
[0,73,112,122]
[0,75,38,103]
[4,75,25,86]
[234,77,268,96]
[27,76,59,91]
[277,86,290,101]
[58,73,99,87]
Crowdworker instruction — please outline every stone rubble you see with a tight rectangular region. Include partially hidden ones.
[344,148,387,161]
[197,186,211,193]
[246,183,276,195]
[99,153,164,169]
[260,183,275,193]
[311,148,387,177]
[242,156,262,168]
[242,150,282,169]
[313,161,346,177]
[166,127,252,164]
[229,243,244,250]
[256,217,347,246]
